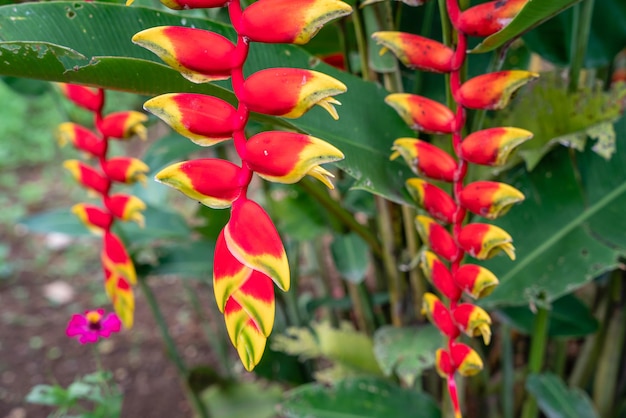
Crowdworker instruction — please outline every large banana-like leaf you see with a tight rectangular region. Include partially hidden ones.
[480,116,626,309]
[0,2,413,203]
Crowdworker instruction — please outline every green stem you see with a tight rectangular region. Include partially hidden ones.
[283,239,303,327]
[501,322,515,418]
[568,0,595,92]
[138,276,210,418]
[401,204,425,317]
[438,0,453,105]
[298,179,382,257]
[552,339,567,377]
[520,305,550,418]
[352,3,371,81]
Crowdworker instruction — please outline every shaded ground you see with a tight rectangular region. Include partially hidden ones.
[0,171,221,417]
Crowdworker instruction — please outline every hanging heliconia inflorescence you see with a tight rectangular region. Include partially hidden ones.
[56,84,149,329]
[373,0,536,416]
[129,0,352,370]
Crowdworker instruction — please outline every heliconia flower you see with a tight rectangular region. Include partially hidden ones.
[151,0,229,9]
[460,181,524,219]
[144,93,239,146]
[132,27,237,84]
[71,203,113,234]
[245,131,344,189]
[453,303,492,345]
[454,264,499,299]
[435,348,453,377]
[450,342,483,377]
[98,111,148,140]
[457,0,528,38]
[66,308,121,344]
[421,292,459,339]
[460,127,533,166]
[101,231,137,285]
[458,223,515,260]
[223,298,267,371]
[456,70,539,110]
[385,94,455,134]
[224,200,290,292]
[420,251,461,301]
[155,159,243,209]
[391,139,457,182]
[57,83,104,112]
[371,32,454,73]
[102,157,149,185]
[214,232,276,337]
[239,0,352,45]
[104,266,135,328]
[361,0,426,6]
[415,216,458,261]
[241,68,347,120]
[63,160,110,195]
[104,194,146,227]
[406,178,457,223]
[56,123,106,158]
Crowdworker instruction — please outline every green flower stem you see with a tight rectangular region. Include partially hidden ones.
[552,339,567,376]
[401,204,426,316]
[138,276,210,418]
[438,0,453,106]
[183,282,233,379]
[593,270,625,417]
[352,3,371,82]
[520,305,550,418]
[568,0,595,92]
[283,239,303,327]
[501,322,515,418]
[298,178,382,257]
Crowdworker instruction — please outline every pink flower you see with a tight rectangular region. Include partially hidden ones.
[66,309,121,344]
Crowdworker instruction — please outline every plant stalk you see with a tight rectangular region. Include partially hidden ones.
[568,0,595,92]
[501,322,515,418]
[138,276,210,418]
[520,305,550,418]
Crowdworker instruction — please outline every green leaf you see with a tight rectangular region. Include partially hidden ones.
[137,240,214,278]
[498,294,598,337]
[19,207,90,236]
[523,0,626,67]
[269,184,330,242]
[471,0,583,53]
[330,233,370,284]
[25,384,70,407]
[363,6,397,73]
[0,2,414,203]
[139,132,202,173]
[526,373,599,418]
[279,377,441,418]
[480,116,626,308]
[373,325,443,386]
[201,381,282,418]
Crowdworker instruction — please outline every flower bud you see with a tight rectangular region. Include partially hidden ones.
[435,348,453,378]
[71,203,113,234]
[56,123,106,158]
[99,111,148,140]
[63,160,110,195]
[420,251,461,301]
[144,93,239,146]
[415,215,458,262]
[460,127,533,166]
[454,264,499,299]
[240,0,352,45]
[421,292,459,339]
[406,178,456,223]
[223,297,267,371]
[132,27,237,83]
[453,303,492,345]
[224,200,290,292]
[104,194,146,227]
[391,138,457,182]
[460,181,524,219]
[450,342,483,376]
[458,223,515,260]
[385,94,455,134]
[103,157,149,185]
[103,266,134,328]
[155,159,243,209]
[57,83,103,112]
[101,231,136,285]
[457,70,538,110]
[458,0,528,37]
[245,131,344,189]
[372,32,454,73]
[241,68,347,120]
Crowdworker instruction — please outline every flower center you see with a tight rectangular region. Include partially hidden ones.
[86,310,103,330]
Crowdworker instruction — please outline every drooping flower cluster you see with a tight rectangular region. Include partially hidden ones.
[130,0,352,370]
[373,0,536,416]
[66,308,122,344]
[57,84,149,329]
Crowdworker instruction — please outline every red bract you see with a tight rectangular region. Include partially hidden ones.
[461,127,533,166]
[372,32,455,73]
[391,138,458,182]
[63,160,110,195]
[386,94,456,134]
[56,123,106,158]
[457,0,529,37]
[98,111,148,140]
[406,178,457,223]
[131,0,350,370]
[57,83,104,112]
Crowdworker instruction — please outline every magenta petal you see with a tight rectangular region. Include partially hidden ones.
[100,313,122,336]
